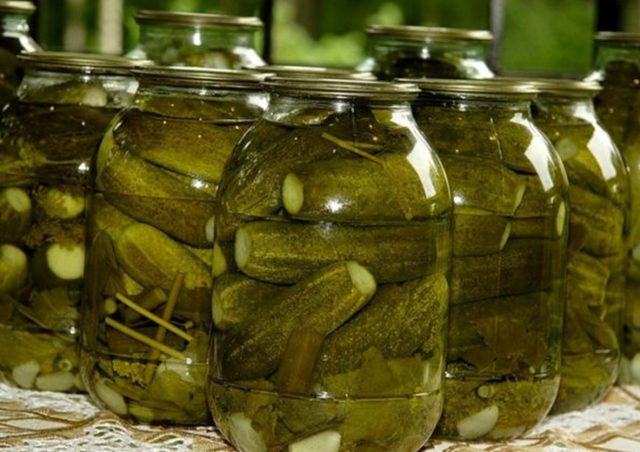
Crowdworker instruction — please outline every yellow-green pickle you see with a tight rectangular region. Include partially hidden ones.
[127,10,265,69]
[79,67,268,424]
[530,79,629,413]
[0,52,138,392]
[208,78,451,451]
[358,25,494,80]
[408,78,568,439]
[0,0,39,106]
[588,32,640,384]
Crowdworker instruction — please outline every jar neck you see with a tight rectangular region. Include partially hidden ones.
[1,12,31,35]
[532,96,596,124]
[18,69,136,108]
[415,96,533,119]
[139,23,258,50]
[594,42,640,69]
[267,93,415,117]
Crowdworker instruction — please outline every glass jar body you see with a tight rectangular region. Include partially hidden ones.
[360,35,494,81]
[80,82,268,425]
[128,23,264,69]
[413,96,568,440]
[208,93,452,451]
[0,11,40,105]
[0,68,135,393]
[590,41,640,382]
[532,96,629,413]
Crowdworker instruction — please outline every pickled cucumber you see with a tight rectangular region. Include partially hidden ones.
[233,221,442,284]
[450,239,557,303]
[315,272,447,378]
[0,187,32,243]
[30,243,85,289]
[514,176,560,218]
[221,261,376,380]
[211,274,284,331]
[0,244,28,293]
[441,155,525,216]
[569,185,624,257]
[452,212,510,257]
[116,109,247,183]
[282,154,447,222]
[23,80,108,107]
[113,223,211,317]
[97,148,215,246]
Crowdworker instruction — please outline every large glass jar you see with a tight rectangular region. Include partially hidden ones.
[208,78,451,451]
[409,79,568,439]
[358,25,494,81]
[127,10,265,69]
[80,67,268,425]
[588,33,640,383]
[0,52,138,393]
[530,79,629,413]
[0,1,40,105]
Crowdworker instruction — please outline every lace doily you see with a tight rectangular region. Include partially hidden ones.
[1,382,640,451]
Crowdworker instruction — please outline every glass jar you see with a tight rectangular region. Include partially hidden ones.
[208,78,451,451]
[128,10,265,69]
[358,25,494,81]
[0,52,138,393]
[246,64,375,80]
[588,32,640,383]
[0,1,40,105]
[408,79,568,439]
[530,79,629,412]
[80,67,268,425]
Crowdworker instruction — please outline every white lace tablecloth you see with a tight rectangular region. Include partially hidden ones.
[1,382,640,451]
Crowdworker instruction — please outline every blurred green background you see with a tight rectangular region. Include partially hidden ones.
[30,0,635,76]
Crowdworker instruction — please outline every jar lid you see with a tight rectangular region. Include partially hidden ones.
[135,10,263,29]
[366,25,493,42]
[0,1,35,14]
[401,78,537,98]
[19,52,144,75]
[594,31,640,44]
[523,78,601,96]
[263,76,419,100]
[245,64,375,80]
[132,66,269,89]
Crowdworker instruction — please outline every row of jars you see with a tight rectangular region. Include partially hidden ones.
[0,2,638,450]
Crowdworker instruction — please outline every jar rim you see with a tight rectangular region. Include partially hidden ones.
[400,78,537,98]
[521,78,601,96]
[135,10,263,29]
[245,64,375,80]
[263,76,419,100]
[132,66,270,89]
[366,24,493,42]
[595,31,640,44]
[18,51,146,75]
[0,1,35,14]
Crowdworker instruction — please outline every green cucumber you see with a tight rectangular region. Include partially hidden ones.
[221,261,376,380]
[114,223,211,318]
[450,239,559,303]
[96,141,215,246]
[452,212,510,257]
[116,109,246,183]
[234,220,445,284]
[282,154,449,222]
[569,185,624,257]
[441,155,525,216]
[0,187,32,243]
[0,244,28,293]
[511,201,566,239]
[30,242,85,288]
[314,272,447,378]
[514,176,563,218]
[211,274,284,331]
